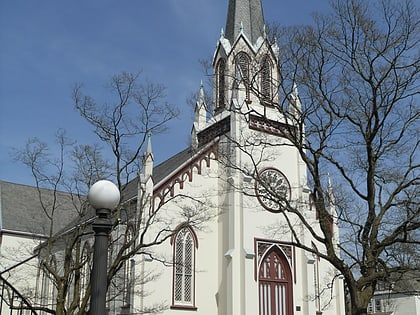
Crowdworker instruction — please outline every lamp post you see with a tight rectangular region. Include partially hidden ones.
[88,180,120,315]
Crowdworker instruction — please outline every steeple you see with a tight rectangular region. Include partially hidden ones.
[225,0,265,45]
[195,81,207,130]
[142,133,154,179]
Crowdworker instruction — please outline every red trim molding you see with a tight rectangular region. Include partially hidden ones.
[249,114,294,139]
[153,141,219,209]
[254,238,295,282]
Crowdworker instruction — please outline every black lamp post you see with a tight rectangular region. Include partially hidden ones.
[87,180,120,315]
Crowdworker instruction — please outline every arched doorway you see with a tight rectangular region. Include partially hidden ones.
[258,246,293,315]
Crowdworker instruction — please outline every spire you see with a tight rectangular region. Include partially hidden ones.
[327,174,336,215]
[225,0,265,45]
[139,133,154,207]
[146,132,152,155]
[289,82,302,114]
[194,81,207,129]
[143,131,154,168]
[142,132,154,175]
[192,81,207,148]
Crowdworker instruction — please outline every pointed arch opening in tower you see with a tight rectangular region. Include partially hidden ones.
[235,52,251,102]
[261,54,273,104]
[258,246,293,315]
[216,58,226,112]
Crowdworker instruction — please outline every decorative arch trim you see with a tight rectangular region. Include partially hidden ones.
[170,223,199,249]
[153,141,218,209]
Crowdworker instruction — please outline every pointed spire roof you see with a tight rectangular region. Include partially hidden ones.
[144,132,154,162]
[197,80,205,107]
[225,0,265,45]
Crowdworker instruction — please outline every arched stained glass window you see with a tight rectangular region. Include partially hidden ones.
[172,225,198,309]
[216,59,226,111]
[259,246,293,315]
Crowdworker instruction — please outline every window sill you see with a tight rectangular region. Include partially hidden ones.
[170,305,198,311]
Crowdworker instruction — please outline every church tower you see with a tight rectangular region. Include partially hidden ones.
[213,0,279,117]
[186,1,345,314]
[192,0,283,147]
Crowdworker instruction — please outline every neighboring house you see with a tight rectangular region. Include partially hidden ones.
[0,1,349,315]
[0,180,79,313]
[368,274,420,315]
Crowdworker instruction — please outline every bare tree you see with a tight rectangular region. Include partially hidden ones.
[212,1,419,315]
[13,71,216,314]
[73,71,178,188]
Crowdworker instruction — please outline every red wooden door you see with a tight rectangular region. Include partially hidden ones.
[259,248,293,315]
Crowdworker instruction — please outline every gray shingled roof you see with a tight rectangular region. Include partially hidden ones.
[225,0,265,44]
[0,146,195,238]
[0,181,80,236]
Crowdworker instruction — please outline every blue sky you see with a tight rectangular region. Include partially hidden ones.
[0,0,327,186]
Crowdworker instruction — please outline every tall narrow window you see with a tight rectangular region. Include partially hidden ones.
[216,59,226,111]
[235,52,250,101]
[259,246,293,315]
[235,52,250,83]
[80,242,91,299]
[122,225,135,307]
[172,225,198,309]
[261,55,272,102]
[108,223,135,314]
[40,255,57,309]
[312,244,321,312]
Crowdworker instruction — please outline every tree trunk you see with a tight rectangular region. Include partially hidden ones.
[55,286,66,315]
[349,285,373,315]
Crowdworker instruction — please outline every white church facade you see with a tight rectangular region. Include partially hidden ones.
[127,0,346,314]
[0,1,346,314]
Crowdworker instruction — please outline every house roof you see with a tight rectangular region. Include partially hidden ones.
[0,181,80,237]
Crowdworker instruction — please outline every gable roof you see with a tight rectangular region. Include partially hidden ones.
[0,181,80,237]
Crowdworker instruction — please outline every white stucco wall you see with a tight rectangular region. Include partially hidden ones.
[0,233,41,311]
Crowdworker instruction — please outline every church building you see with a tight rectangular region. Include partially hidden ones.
[129,0,346,314]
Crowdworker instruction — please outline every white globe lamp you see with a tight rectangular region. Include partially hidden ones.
[88,180,120,210]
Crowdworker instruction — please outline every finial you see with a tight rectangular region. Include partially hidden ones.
[293,82,299,98]
[198,81,205,102]
[240,21,244,32]
[327,173,332,189]
[327,173,335,208]
[220,28,225,38]
[263,24,267,39]
[146,131,152,154]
